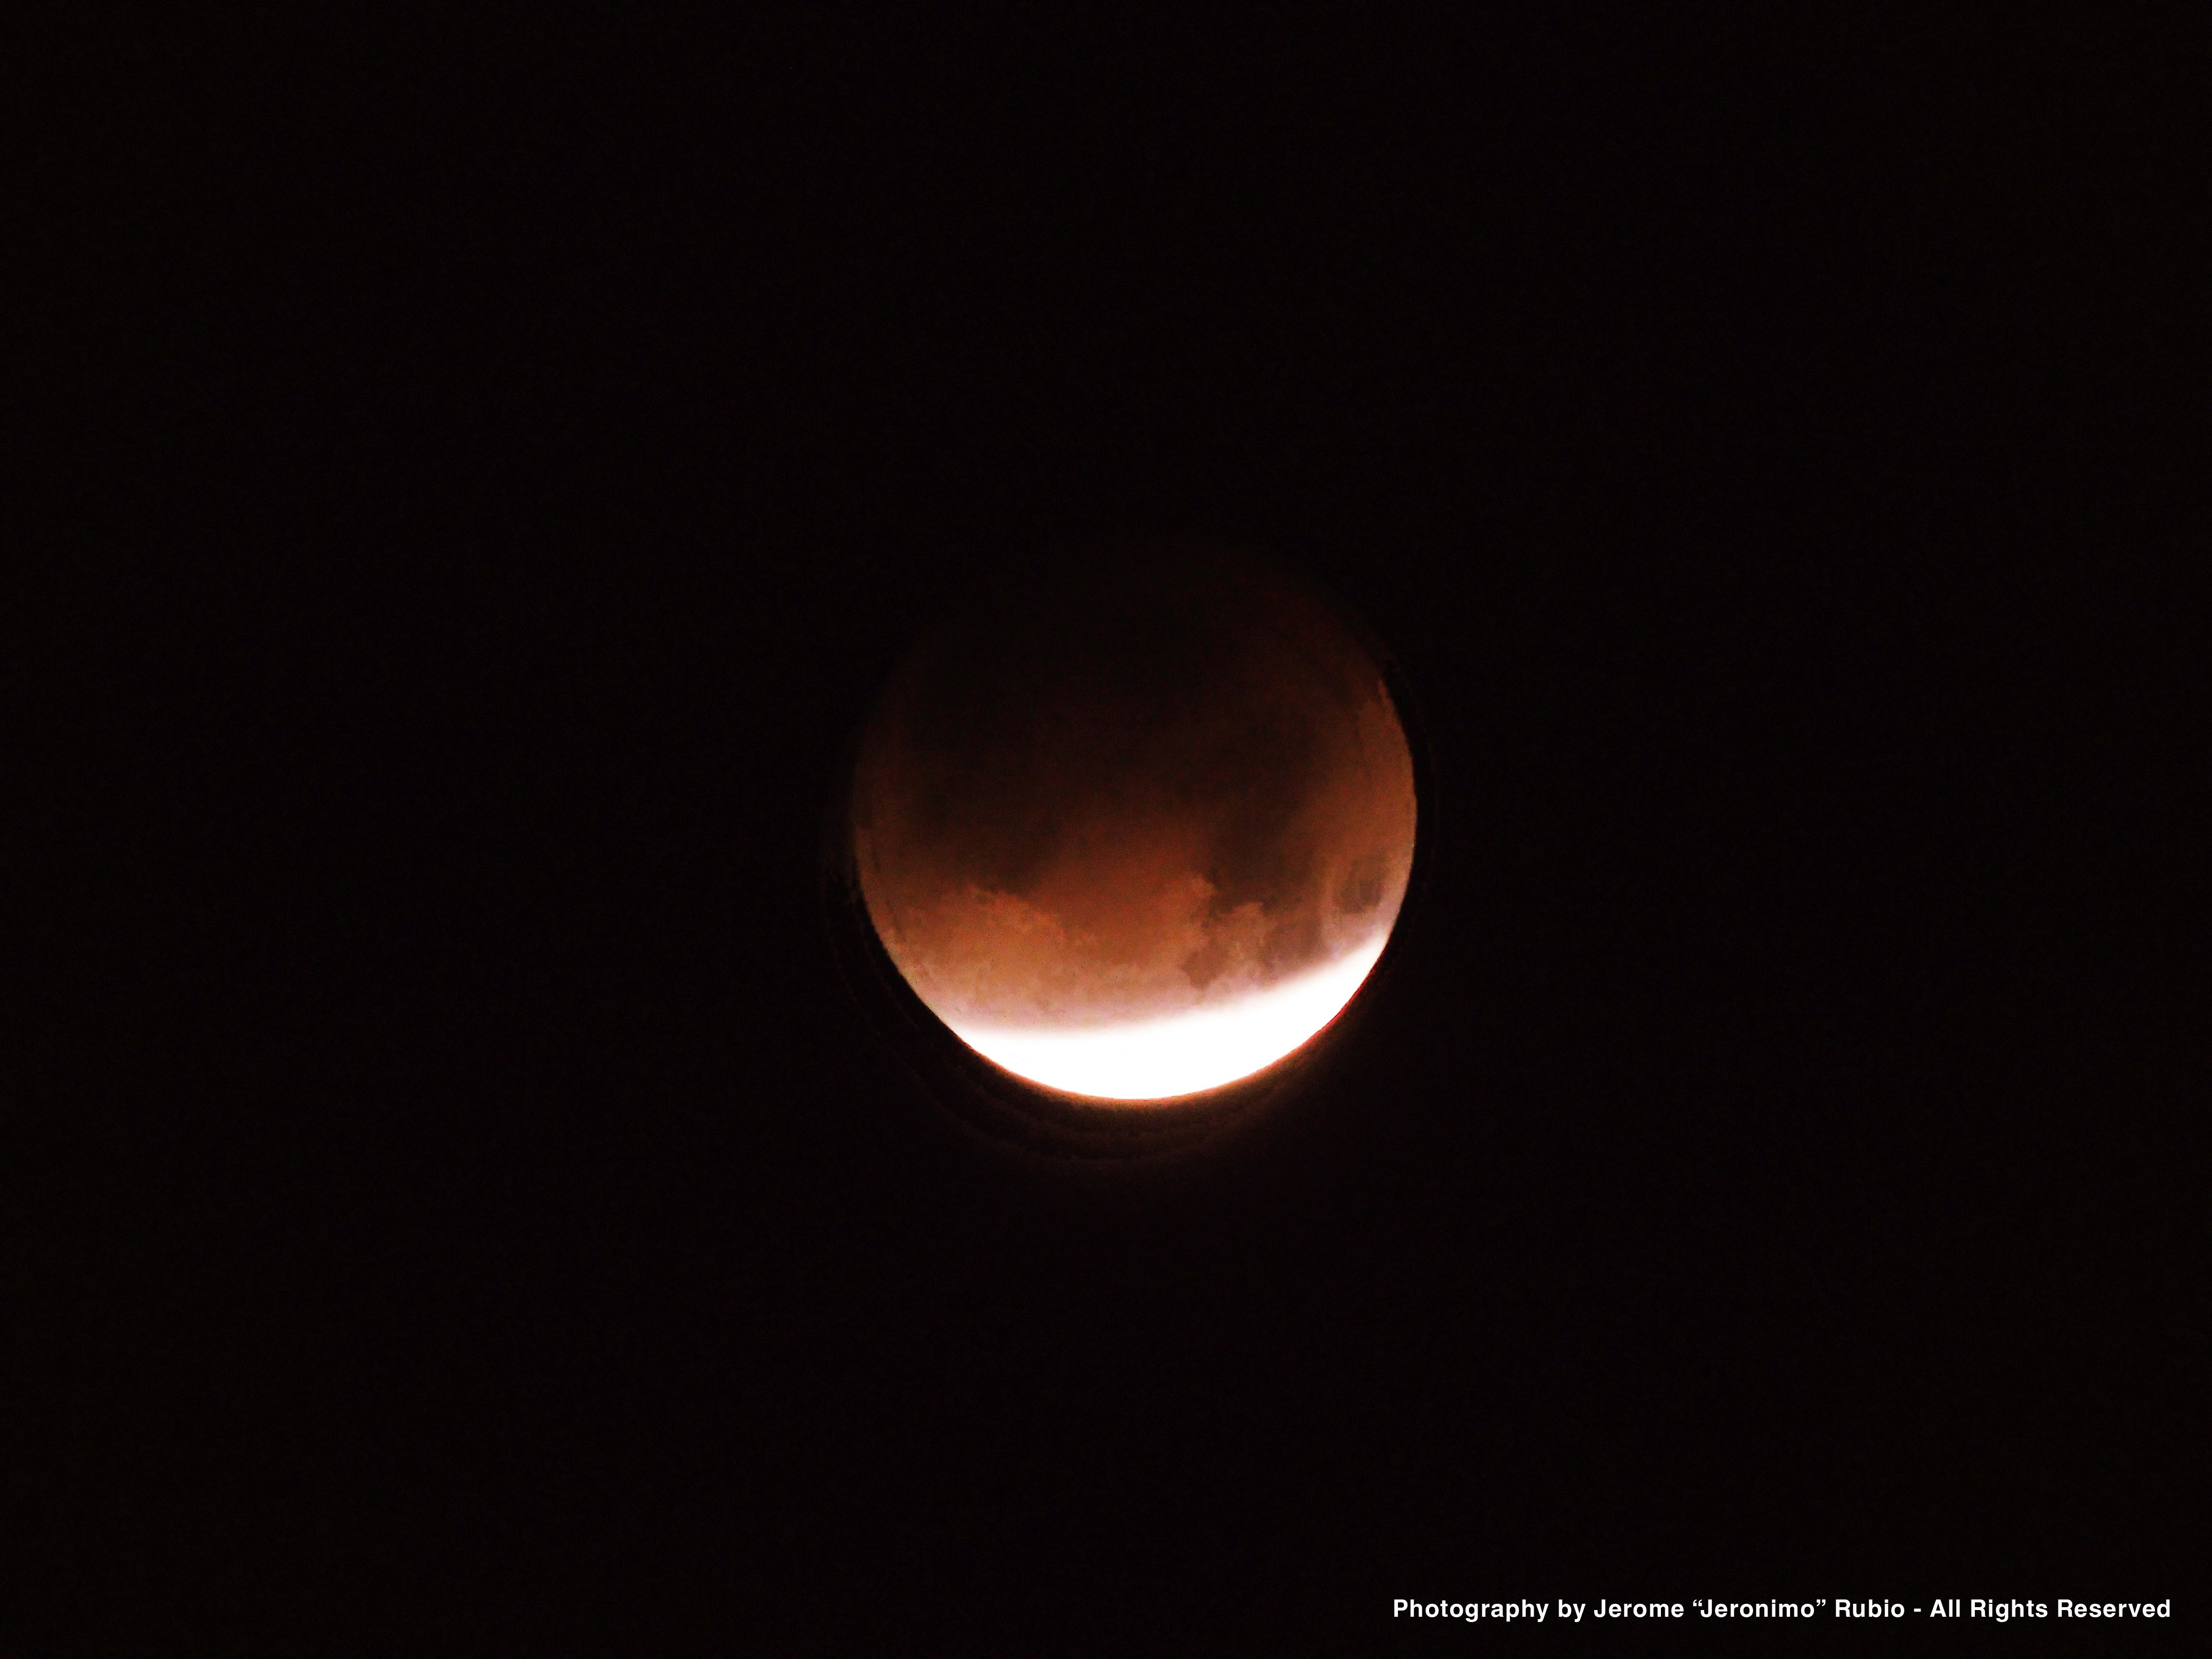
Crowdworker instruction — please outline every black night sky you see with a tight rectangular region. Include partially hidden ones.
[29,10,2201,1649]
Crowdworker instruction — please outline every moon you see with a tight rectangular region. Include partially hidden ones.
[850,542,1417,1102]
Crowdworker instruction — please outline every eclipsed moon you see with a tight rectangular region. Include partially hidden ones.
[850,542,1417,1103]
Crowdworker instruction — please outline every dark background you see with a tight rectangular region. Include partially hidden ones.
[26,8,2203,1650]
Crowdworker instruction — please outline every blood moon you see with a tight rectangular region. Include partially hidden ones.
[850,543,1417,1103]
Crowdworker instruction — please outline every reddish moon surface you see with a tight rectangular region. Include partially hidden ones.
[850,544,1416,1101]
